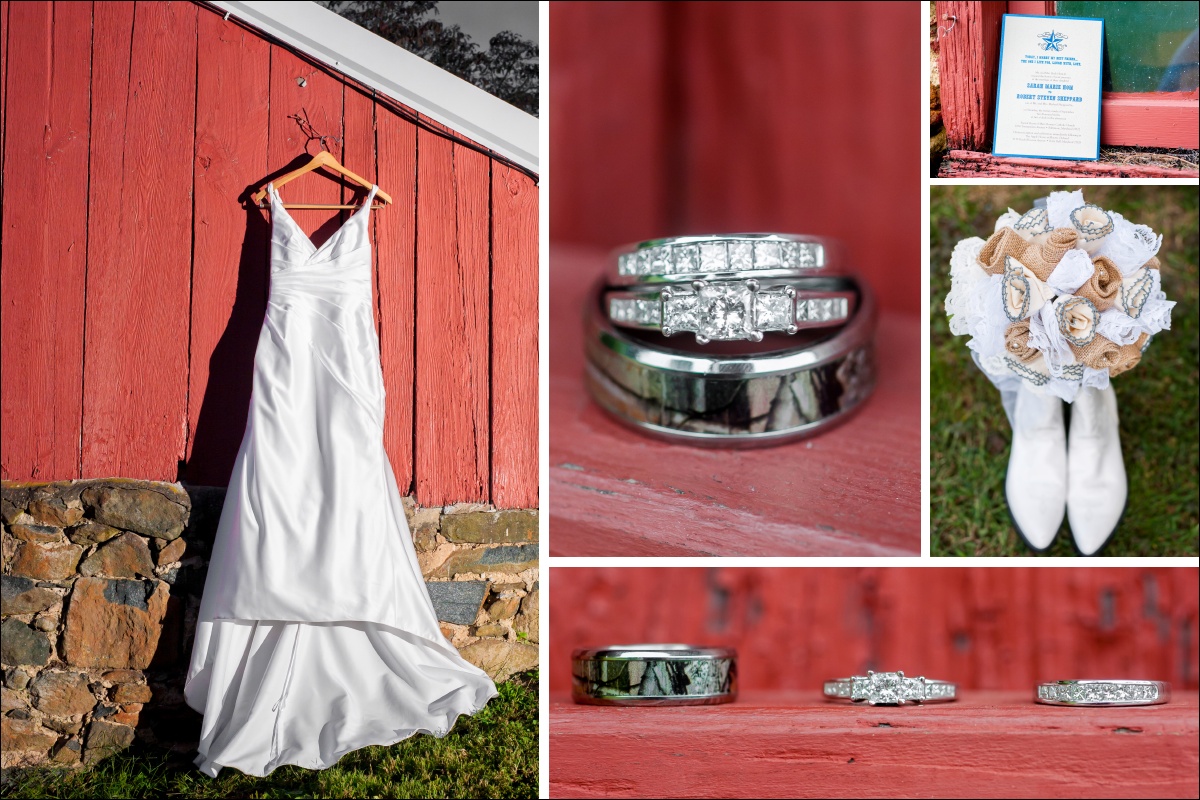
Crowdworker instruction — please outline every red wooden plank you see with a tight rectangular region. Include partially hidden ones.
[547,568,1200,695]
[184,7,271,486]
[490,165,539,509]
[414,121,490,505]
[548,248,921,557]
[1102,93,1199,150]
[550,691,1200,798]
[82,1,196,480]
[937,1,1006,152]
[374,105,418,495]
[938,149,1199,178]
[266,46,343,244]
[0,0,92,481]
[340,88,375,305]
[1,0,9,175]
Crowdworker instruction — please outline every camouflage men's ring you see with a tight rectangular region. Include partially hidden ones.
[571,644,738,706]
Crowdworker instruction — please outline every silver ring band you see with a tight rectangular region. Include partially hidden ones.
[571,644,737,706]
[606,279,857,343]
[610,233,836,285]
[824,671,958,705]
[584,276,876,446]
[1036,680,1170,706]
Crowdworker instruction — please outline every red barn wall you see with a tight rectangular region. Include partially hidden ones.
[0,1,538,509]
[549,567,1200,693]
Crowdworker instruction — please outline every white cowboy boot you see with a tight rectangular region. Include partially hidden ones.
[1006,384,1067,550]
[1067,385,1126,555]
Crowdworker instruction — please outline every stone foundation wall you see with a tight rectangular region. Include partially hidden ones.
[0,479,539,769]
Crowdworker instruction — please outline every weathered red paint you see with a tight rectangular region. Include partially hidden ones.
[0,1,91,482]
[0,2,539,508]
[550,691,1199,798]
[939,149,1199,178]
[550,1,922,316]
[549,249,920,557]
[937,1,1006,152]
[548,567,1200,695]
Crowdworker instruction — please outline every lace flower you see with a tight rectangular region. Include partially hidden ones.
[1045,248,1093,295]
[1046,189,1085,229]
[1096,210,1163,276]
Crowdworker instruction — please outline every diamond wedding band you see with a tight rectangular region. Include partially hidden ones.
[1036,680,1170,706]
[824,671,958,705]
[571,644,737,706]
[610,233,834,286]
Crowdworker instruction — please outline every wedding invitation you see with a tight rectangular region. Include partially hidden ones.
[992,14,1105,161]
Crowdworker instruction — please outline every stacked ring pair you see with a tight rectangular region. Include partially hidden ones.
[586,234,877,445]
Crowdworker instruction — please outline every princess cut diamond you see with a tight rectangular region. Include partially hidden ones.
[699,242,726,272]
[753,292,793,331]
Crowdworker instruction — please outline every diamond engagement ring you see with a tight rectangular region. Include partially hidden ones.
[606,279,856,343]
[823,671,958,705]
[572,644,737,706]
[1036,680,1170,706]
[610,233,835,286]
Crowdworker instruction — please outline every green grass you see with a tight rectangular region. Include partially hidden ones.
[0,672,537,799]
[930,186,1199,556]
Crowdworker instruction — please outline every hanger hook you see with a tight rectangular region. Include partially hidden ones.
[287,108,343,155]
[938,14,957,39]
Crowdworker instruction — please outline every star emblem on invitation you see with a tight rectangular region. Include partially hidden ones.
[1038,30,1067,52]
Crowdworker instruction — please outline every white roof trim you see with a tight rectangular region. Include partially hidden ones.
[212,0,538,173]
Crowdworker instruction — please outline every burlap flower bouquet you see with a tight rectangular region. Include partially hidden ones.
[945,190,1175,403]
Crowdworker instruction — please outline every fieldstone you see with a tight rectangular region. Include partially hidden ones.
[438,544,538,578]
[50,739,82,765]
[2,575,60,616]
[11,523,65,544]
[92,704,117,718]
[79,533,156,579]
[8,707,31,719]
[34,616,57,632]
[85,719,135,763]
[112,705,141,726]
[63,578,170,669]
[1,687,26,713]
[101,669,142,684]
[6,669,32,690]
[425,580,487,625]
[27,497,83,527]
[441,510,538,544]
[408,507,442,551]
[0,717,57,759]
[157,537,186,565]
[473,623,507,638]
[487,594,521,620]
[31,671,96,717]
[82,484,190,540]
[0,619,52,666]
[111,683,152,704]
[514,586,539,643]
[68,522,122,545]
[11,541,83,580]
[1,485,32,524]
[459,638,538,682]
[2,529,17,568]
[43,717,83,735]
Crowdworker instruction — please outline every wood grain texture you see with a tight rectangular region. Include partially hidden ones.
[414,120,490,505]
[266,45,343,243]
[373,105,418,495]
[550,691,1200,799]
[938,149,1200,178]
[1,0,9,176]
[184,10,271,486]
[549,2,921,316]
[548,248,919,556]
[548,567,1200,695]
[936,1,1005,152]
[82,0,196,480]
[0,0,92,481]
[490,165,539,508]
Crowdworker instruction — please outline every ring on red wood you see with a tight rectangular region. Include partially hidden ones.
[1036,680,1169,706]
[606,278,858,344]
[609,233,839,286]
[571,644,737,706]
[824,671,958,705]
[584,276,876,446]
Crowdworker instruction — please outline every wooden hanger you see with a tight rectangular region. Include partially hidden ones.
[251,150,393,210]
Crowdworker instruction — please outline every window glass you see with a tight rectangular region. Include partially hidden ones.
[1057,1,1199,92]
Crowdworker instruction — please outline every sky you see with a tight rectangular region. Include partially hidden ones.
[436,1,539,47]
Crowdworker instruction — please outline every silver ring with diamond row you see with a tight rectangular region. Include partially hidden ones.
[1036,680,1170,707]
[609,233,838,286]
[584,276,876,445]
[571,644,738,706]
[606,277,858,343]
[823,671,958,705]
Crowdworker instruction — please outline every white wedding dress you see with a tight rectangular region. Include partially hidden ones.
[184,183,496,777]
